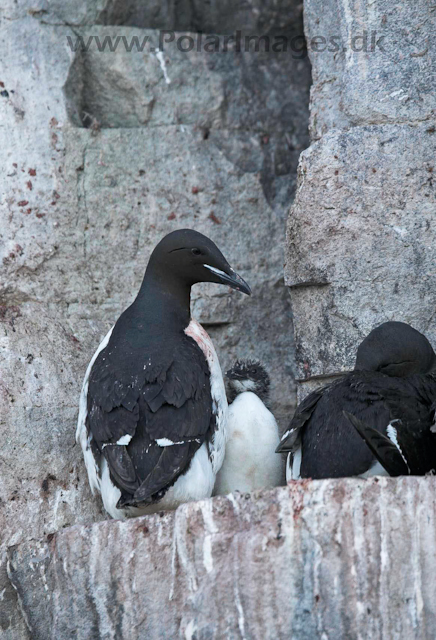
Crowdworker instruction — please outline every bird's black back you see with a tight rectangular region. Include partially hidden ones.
[296,372,436,478]
[86,301,214,507]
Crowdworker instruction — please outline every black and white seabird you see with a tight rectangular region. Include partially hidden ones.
[76,229,251,518]
[276,321,436,480]
[214,360,282,494]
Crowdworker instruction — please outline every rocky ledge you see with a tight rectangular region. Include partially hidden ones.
[7,476,436,639]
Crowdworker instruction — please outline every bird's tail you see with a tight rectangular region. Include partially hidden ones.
[343,411,409,477]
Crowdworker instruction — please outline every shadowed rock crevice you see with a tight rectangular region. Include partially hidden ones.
[63,27,310,132]
[1,0,304,34]
[63,24,310,213]
[96,0,305,35]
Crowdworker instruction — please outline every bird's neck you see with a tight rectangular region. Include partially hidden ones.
[136,269,192,330]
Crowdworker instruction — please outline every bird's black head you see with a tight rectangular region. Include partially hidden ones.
[147,229,251,295]
[226,359,270,404]
[354,321,436,377]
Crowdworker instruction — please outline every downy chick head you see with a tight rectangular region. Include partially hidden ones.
[226,359,270,404]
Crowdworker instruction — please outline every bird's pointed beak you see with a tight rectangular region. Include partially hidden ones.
[203,265,251,295]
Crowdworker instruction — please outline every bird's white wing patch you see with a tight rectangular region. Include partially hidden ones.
[281,426,298,443]
[281,428,291,441]
[156,437,187,446]
[386,420,410,471]
[76,326,114,494]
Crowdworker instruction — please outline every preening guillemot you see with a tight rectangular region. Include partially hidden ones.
[76,229,251,519]
[214,360,282,494]
[276,322,436,480]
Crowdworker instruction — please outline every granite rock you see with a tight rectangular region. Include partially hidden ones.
[288,0,436,401]
[287,122,436,386]
[304,0,436,139]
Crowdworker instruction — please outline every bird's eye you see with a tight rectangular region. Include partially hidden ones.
[252,368,257,374]
[191,248,202,256]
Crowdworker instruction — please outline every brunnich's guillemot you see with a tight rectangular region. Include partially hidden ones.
[76,229,251,519]
[214,360,282,494]
[276,321,436,480]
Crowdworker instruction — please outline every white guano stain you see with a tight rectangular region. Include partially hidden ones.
[203,535,213,573]
[234,581,246,639]
[185,619,197,640]
[200,501,218,574]
[155,49,171,84]
[227,493,240,513]
[169,508,198,601]
[393,226,408,238]
[201,500,218,534]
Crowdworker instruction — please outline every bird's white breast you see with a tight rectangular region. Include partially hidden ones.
[214,391,282,495]
[76,326,114,495]
[184,318,228,474]
[285,448,302,482]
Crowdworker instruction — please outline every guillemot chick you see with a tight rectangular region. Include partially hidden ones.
[277,321,436,480]
[76,229,251,519]
[214,360,282,495]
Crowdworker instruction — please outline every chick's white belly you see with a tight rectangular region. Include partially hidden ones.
[214,392,282,495]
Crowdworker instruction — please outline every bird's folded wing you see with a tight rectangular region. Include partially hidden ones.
[431,400,436,433]
[276,389,324,453]
[343,411,409,476]
[87,338,213,504]
[131,444,195,504]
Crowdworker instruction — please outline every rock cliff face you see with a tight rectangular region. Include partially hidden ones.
[2,0,436,638]
[0,2,309,637]
[8,477,436,640]
[287,0,436,399]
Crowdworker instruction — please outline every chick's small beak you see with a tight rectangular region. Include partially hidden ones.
[203,264,251,295]
[226,369,242,379]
